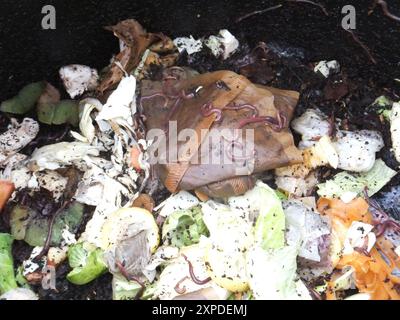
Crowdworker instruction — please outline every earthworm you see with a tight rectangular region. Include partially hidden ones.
[374,0,400,22]
[200,103,223,122]
[223,103,259,117]
[140,92,169,108]
[182,254,211,285]
[345,29,377,64]
[34,200,71,262]
[238,112,286,131]
[174,276,190,294]
[236,4,283,23]
[287,0,329,16]
[363,188,400,237]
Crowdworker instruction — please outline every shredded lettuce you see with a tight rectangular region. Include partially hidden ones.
[0,233,18,295]
[66,242,107,285]
[162,206,209,248]
[317,159,396,199]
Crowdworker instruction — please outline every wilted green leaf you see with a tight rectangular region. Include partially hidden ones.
[0,82,46,114]
[10,206,30,241]
[37,100,79,126]
[67,242,107,285]
[22,202,84,247]
[0,233,18,295]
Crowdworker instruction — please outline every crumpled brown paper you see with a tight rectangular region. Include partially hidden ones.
[141,68,302,198]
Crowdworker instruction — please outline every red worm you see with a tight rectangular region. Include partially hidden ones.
[115,260,146,300]
[201,103,223,122]
[182,254,211,285]
[174,276,190,294]
[223,103,259,117]
[140,93,169,108]
[363,188,400,237]
[238,112,286,131]
[238,115,278,129]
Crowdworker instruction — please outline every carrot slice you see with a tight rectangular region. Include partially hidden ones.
[0,180,15,211]
[130,146,142,171]
[318,197,400,300]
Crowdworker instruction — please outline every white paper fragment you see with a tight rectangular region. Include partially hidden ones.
[34,170,68,201]
[173,36,203,55]
[314,60,340,78]
[59,64,99,99]
[334,130,384,172]
[275,172,319,197]
[0,118,39,165]
[78,165,130,248]
[390,102,400,163]
[29,142,102,171]
[291,109,332,149]
[205,30,239,60]
[22,247,44,276]
[96,75,136,125]
[343,221,376,255]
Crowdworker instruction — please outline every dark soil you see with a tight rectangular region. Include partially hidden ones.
[1,0,400,300]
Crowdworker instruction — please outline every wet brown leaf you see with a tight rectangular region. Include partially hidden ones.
[132,194,155,212]
[97,19,160,93]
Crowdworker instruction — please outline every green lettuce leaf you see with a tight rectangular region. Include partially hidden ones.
[66,242,107,285]
[112,274,142,300]
[252,182,286,250]
[0,233,18,295]
[317,159,396,199]
[246,245,311,300]
[162,206,209,248]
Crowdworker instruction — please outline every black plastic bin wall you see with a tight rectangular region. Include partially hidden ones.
[0,0,399,101]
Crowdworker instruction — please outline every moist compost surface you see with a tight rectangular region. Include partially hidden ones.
[0,0,400,300]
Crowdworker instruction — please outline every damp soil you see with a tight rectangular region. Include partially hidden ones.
[1,0,400,300]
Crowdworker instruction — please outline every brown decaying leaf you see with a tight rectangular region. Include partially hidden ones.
[97,19,161,93]
[132,193,155,212]
[37,82,60,106]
